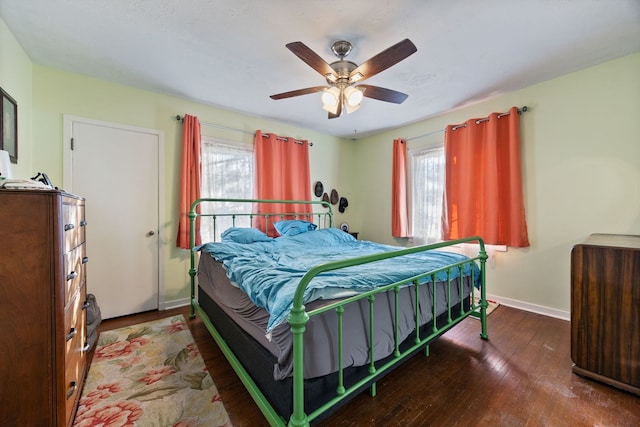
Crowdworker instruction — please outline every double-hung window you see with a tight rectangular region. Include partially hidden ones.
[200,136,254,242]
[409,143,506,253]
[409,145,445,245]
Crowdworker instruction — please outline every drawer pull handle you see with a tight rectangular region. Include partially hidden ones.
[66,381,77,400]
[80,220,87,227]
[66,328,76,342]
[82,256,89,264]
[66,271,78,281]
[64,223,75,231]
[82,342,91,352]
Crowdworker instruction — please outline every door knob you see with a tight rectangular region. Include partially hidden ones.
[147,231,155,236]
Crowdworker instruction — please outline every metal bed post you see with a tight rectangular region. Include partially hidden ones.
[287,305,310,427]
[336,306,346,396]
[368,294,377,397]
[466,238,489,339]
[478,242,489,340]
[188,202,198,320]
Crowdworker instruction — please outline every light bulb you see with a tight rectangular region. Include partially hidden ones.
[322,87,340,107]
[344,86,364,107]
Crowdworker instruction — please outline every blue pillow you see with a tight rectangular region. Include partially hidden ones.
[283,227,356,245]
[221,227,273,244]
[274,219,317,237]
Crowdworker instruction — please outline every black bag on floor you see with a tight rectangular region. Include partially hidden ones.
[85,293,102,350]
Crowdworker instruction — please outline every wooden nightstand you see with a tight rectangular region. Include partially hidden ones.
[570,233,640,396]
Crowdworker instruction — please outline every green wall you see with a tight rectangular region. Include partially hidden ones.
[355,52,640,318]
[31,67,357,305]
[3,14,639,317]
[0,16,32,179]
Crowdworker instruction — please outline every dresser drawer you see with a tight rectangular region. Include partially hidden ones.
[64,244,87,307]
[64,284,87,354]
[64,285,87,426]
[63,198,86,252]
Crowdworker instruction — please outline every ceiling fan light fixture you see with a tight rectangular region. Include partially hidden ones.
[322,101,340,115]
[344,86,364,107]
[345,101,361,114]
[322,86,341,110]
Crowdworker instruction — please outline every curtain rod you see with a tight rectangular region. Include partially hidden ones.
[406,106,528,141]
[176,115,254,135]
[175,115,313,146]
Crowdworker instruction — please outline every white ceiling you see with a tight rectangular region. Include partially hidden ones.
[1,0,639,139]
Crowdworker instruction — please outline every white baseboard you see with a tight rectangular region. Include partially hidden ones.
[487,294,570,322]
[161,298,191,311]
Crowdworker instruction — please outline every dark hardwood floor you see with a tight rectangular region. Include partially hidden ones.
[95,305,639,426]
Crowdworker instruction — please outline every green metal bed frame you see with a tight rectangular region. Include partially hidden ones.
[189,198,489,427]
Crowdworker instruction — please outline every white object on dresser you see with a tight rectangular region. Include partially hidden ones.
[0,149,12,178]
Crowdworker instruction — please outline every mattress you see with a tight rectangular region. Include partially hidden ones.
[197,252,473,380]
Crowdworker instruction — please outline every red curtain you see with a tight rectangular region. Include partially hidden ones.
[392,138,409,237]
[176,114,202,249]
[254,130,312,234]
[443,107,529,247]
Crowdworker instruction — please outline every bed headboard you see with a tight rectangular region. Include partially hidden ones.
[188,198,334,244]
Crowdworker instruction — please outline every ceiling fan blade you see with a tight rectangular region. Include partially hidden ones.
[286,42,338,79]
[270,86,326,100]
[358,85,409,104]
[349,39,417,82]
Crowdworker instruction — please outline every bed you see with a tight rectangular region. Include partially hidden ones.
[188,198,489,426]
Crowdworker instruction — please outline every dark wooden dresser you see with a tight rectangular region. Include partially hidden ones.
[570,233,640,396]
[0,189,89,426]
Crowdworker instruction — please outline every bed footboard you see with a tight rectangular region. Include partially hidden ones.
[287,236,488,426]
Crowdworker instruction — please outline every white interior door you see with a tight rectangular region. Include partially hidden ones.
[65,117,163,319]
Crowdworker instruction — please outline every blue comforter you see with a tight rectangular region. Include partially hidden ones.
[196,228,479,332]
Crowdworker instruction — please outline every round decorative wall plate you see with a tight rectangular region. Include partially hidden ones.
[340,222,349,232]
[330,189,339,205]
[314,181,324,198]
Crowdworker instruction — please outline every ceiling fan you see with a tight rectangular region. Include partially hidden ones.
[270,39,417,119]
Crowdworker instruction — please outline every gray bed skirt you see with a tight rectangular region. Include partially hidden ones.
[197,252,473,380]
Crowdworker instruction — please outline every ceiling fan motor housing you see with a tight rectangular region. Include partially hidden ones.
[331,40,352,58]
[328,41,358,87]
[327,60,357,87]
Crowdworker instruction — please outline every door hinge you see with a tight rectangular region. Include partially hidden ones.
[71,137,74,150]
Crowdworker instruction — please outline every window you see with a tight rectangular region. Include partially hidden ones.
[409,143,507,253]
[409,146,445,245]
[200,136,254,242]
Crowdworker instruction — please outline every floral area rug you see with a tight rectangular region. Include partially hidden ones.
[73,315,232,427]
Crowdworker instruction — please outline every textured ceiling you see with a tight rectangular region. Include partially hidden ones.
[1,0,639,139]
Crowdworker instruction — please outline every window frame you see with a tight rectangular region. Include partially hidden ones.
[407,141,445,245]
[200,135,255,242]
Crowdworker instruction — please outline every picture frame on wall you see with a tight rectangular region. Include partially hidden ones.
[0,87,18,164]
